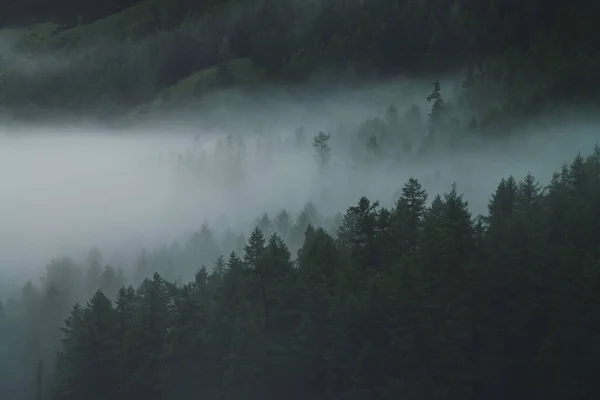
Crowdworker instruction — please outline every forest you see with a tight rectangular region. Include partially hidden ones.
[0,0,599,124]
[1,81,600,398]
[1,0,600,399]
[2,138,600,399]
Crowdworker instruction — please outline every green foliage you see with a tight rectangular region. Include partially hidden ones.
[312,131,331,171]
[1,1,600,397]
[427,80,446,127]
[1,0,599,121]
[2,147,600,399]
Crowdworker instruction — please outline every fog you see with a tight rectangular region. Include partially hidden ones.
[1,78,600,291]
[1,74,600,400]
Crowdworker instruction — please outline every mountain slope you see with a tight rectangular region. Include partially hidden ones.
[0,0,598,123]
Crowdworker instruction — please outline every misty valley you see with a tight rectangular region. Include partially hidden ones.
[2,0,600,399]
[1,88,600,400]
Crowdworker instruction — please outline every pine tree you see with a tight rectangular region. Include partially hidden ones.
[392,178,428,259]
[126,274,170,400]
[53,303,85,400]
[212,255,227,279]
[53,291,118,400]
[440,183,475,269]
[338,197,381,271]
[20,147,600,400]
[426,80,445,129]
[244,227,267,271]
[312,131,331,170]
[274,209,292,240]
[298,226,340,289]
[256,213,274,237]
[420,194,445,271]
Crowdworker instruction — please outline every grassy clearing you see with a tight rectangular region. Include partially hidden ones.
[0,0,261,115]
[126,58,266,118]
[163,58,266,100]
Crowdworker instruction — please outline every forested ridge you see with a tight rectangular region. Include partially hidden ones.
[2,145,600,399]
[0,0,599,122]
[1,1,600,399]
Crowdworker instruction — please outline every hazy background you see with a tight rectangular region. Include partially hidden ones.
[1,2,600,400]
[1,79,599,291]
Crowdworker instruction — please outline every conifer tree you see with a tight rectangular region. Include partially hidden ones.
[426,80,445,131]
[312,131,331,170]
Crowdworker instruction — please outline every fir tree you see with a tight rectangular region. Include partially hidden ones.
[312,131,331,170]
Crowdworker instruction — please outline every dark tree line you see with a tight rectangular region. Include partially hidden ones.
[1,0,599,123]
[3,146,600,399]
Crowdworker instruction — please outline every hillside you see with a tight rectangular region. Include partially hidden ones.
[4,144,600,400]
[0,0,599,123]
[2,3,600,400]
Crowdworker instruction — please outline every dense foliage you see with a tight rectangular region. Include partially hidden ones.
[2,145,600,399]
[1,2,600,398]
[1,0,599,121]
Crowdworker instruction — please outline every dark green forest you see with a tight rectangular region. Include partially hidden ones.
[1,1,600,399]
[0,0,599,123]
[2,146,600,399]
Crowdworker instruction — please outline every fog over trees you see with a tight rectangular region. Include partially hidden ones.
[1,0,600,399]
[2,85,600,399]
